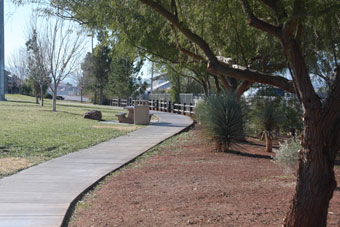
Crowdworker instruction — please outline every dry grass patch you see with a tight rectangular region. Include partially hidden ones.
[0,158,33,175]
[92,125,140,131]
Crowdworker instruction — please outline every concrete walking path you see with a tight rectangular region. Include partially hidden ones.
[0,111,193,227]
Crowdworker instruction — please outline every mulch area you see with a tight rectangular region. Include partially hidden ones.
[69,126,340,227]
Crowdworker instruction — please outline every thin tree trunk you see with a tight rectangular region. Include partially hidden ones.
[80,88,83,103]
[94,88,97,104]
[213,76,221,95]
[35,93,39,104]
[207,78,211,93]
[40,85,44,107]
[265,132,272,153]
[52,83,57,112]
[216,141,222,152]
[99,86,103,105]
[201,80,208,95]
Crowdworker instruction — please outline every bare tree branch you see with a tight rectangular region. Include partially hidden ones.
[236,80,254,97]
[139,0,217,62]
[239,0,281,38]
[208,60,295,93]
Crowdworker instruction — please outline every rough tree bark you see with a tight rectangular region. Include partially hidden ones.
[264,132,272,153]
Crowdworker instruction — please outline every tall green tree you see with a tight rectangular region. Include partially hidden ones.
[81,52,97,103]
[107,54,145,98]
[93,35,112,105]
[134,2,340,226]
[42,0,250,95]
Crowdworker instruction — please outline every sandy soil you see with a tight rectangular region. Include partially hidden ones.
[69,126,340,227]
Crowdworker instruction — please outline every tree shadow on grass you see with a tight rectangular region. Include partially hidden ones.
[227,149,273,160]
[40,109,84,117]
[239,139,279,149]
[8,100,36,105]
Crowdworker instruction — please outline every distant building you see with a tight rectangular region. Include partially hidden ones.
[5,70,21,94]
[146,73,171,93]
[47,82,81,96]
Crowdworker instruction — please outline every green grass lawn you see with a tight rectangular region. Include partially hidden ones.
[0,94,136,176]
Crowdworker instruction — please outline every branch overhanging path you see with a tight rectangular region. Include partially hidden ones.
[139,0,296,94]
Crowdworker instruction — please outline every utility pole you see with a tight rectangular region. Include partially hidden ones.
[151,62,154,93]
[0,0,5,101]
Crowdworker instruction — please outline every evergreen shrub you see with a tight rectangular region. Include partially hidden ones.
[195,93,244,152]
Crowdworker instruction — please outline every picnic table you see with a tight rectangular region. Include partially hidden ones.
[116,101,151,125]
[125,106,135,120]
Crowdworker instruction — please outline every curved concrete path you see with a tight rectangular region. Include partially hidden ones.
[0,111,193,227]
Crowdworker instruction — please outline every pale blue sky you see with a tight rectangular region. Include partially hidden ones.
[4,0,32,65]
[3,0,151,83]
[4,1,93,66]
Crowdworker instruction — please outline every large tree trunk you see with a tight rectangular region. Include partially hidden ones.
[282,39,339,226]
[284,123,338,227]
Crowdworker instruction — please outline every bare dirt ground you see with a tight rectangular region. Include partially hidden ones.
[69,126,340,227]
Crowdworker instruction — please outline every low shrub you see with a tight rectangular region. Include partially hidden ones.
[195,93,244,152]
[273,138,301,175]
[44,93,53,99]
[249,100,283,152]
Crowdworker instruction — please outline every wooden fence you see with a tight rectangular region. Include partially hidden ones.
[112,98,195,115]
[111,98,132,107]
